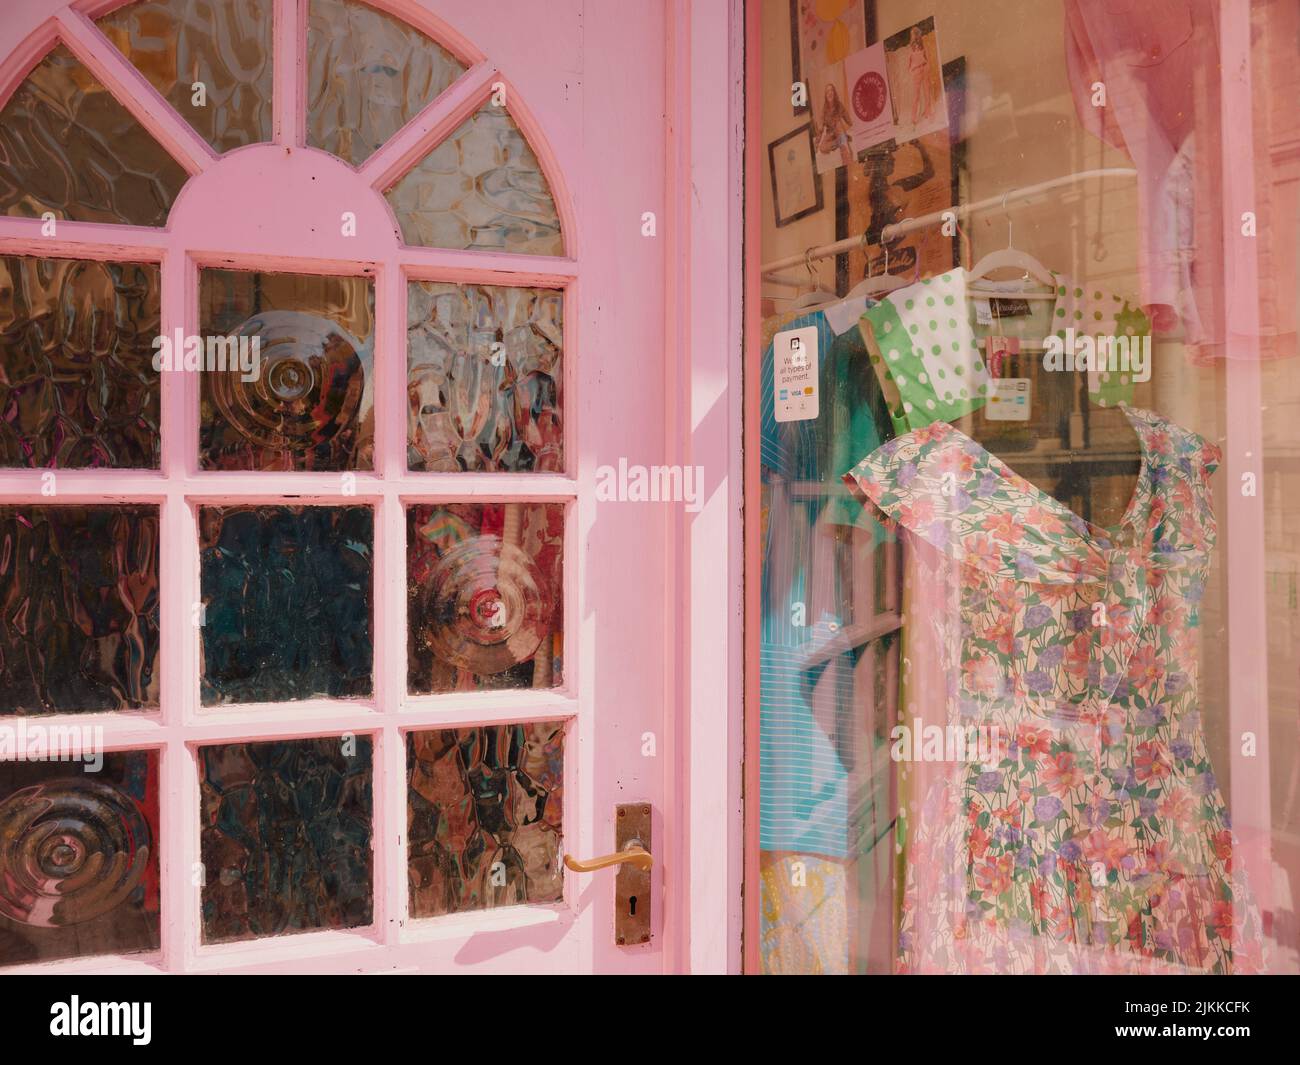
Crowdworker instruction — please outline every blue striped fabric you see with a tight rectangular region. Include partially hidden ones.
[758,309,890,858]
[759,311,837,646]
[759,640,860,855]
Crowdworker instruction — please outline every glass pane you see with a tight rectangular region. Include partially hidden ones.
[407,721,564,918]
[755,1,1294,975]
[0,750,160,967]
[306,0,466,167]
[0,44,188,227]
[0,504,160,714]
[0,255,161,469]
[198,268,374,471]
[406,502,563,694]
[385,104,563,255]
[199,505,373,706]
[407,281,563,472]
[98,0,274,155]
[199,736,373,943]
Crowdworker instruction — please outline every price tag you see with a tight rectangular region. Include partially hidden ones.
[985,335,1020,377]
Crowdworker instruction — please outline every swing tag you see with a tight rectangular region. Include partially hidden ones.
[985,335,1020,378]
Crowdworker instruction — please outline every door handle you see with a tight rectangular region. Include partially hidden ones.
[562,845,652,873]
[563,803,653,945]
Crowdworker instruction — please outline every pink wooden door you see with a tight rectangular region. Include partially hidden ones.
[0,0,743,974]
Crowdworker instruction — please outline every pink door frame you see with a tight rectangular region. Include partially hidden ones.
[666,0,746,974]
[0,0,744,975]
[741,0,764,977]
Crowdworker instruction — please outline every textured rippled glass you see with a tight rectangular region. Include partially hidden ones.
[0,255,161,469]
[408,722,563,918]
[307,0,466,167]
[199,736,373,944]
[0,45,187,227]
[98,0,273,154]
[0,751,160,967]
[0,505,160,714]
[386,105,563,255]
[199,505,373,705]
[199,268,374,470]
[407,502,563,694]
[407,281,563,472]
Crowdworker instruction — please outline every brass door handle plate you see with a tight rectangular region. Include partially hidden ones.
[562,846,653,873]
[562,803,653,946]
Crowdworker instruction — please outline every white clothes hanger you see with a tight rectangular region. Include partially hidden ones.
[791,247,840,310]
[845,232,913,299]
[968,192,1056,297]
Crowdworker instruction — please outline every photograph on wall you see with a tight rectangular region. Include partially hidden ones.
[882,15,948,143]
[790,0,871,171]
[769,123,824,227]
[810,60,857,173]
[843,58,966,288]
[789,0,868,116]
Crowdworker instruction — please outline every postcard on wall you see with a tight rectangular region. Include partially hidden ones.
[810,60,855,173]
[883,16,948,143]
[793,0,868,172]
[791,0,867,113]
[843,43,895,151]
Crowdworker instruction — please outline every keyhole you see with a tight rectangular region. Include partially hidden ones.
[629,895,638,916]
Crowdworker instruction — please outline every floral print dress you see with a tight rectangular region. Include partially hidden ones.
[844,406,1264,974]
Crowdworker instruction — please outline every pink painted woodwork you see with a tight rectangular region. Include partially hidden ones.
[0,0,745,974]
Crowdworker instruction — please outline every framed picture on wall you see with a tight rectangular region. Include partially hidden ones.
[769,124,824,228]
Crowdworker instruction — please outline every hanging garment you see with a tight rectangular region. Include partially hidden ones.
[844,406,1265,974]
[759,308,892,858]
[1064,0,1298,363]
[1048,276,1152,408]
[759,307,898,975]
[857,268,1151,434]
[759,852,851,975]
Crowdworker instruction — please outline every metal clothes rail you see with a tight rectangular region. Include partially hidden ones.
[759,167,1137,285]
